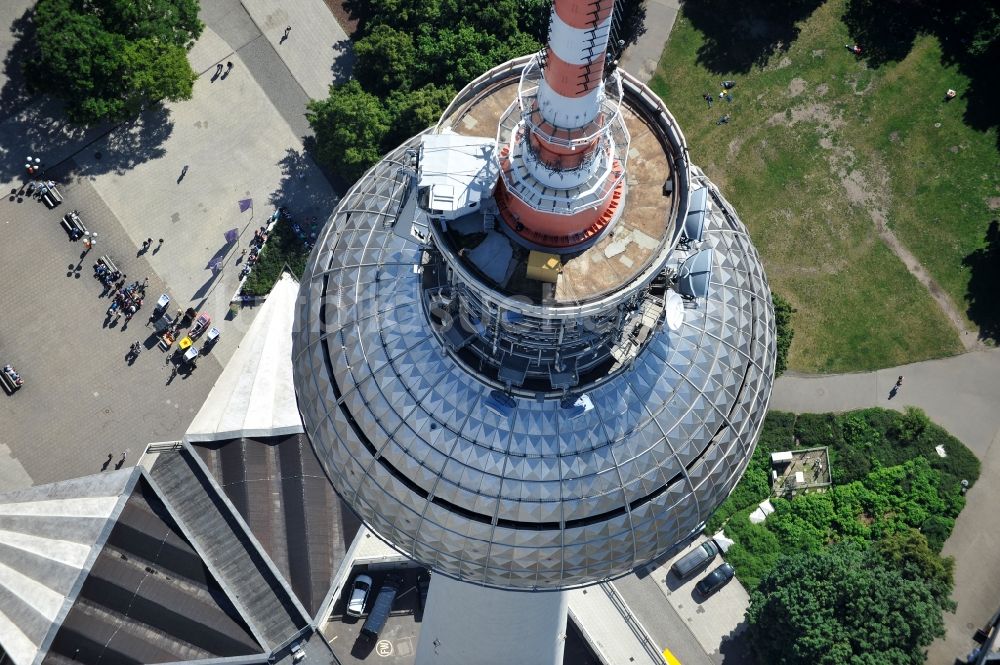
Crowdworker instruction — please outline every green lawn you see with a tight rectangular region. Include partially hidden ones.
[650,0,996,372]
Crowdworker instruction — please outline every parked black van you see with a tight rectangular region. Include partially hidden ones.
[360,574,403,641]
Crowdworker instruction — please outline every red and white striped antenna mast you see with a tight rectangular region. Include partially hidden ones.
[494,0,629,251]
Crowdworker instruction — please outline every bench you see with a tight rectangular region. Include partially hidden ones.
[99,255,119,275]
[41,183,63,209]
[60,211,87,239]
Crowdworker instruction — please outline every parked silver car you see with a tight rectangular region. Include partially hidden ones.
[346,574,373,617]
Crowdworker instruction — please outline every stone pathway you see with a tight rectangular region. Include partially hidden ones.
[617,0,680,83]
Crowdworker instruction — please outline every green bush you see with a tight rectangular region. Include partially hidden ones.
[792,412,837,448]
[241,219,311,297]
[920,515,956,553]
[758,410,796,450]
[772,292,795,377]
[709,408,978,615]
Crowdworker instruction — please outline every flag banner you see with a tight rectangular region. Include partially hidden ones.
[238,198,253,212]
[224,228,239,244]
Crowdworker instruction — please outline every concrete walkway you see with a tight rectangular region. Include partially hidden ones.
[772,349,1000,664]
[772,350,1000,459]
[618,0,680,83]
[567,584,664,665]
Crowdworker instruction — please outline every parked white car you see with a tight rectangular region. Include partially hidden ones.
[346,574,373,617]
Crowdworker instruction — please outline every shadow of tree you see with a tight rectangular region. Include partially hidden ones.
[717,621,755,664]
[330,38,356,85]
[268,147,341,223]
[683,0,825,74]
[72,106,174,176]
[0,7,175,183]
[0,8,35,123]
[963,219,1000,343]
[843,0,1000,148]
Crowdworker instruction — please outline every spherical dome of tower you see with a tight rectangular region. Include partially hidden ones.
[291,56,776,590]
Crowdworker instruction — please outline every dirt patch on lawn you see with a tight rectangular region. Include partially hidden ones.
[788,78,807,98]
[987,197,1000,210]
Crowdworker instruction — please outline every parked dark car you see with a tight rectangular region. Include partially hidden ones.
[360,574,403,641]
[695,562,735,597]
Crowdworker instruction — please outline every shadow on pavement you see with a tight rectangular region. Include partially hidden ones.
[0,8,174,183]
[682,0,824,74]
[1,8,35,122]
[269,147,341,219]
[717,621,753,665]
[330,38,355,84]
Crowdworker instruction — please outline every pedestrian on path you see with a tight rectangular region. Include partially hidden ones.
[221,61,234,80]
[889,375,903,400]
[177,165,188,183]
[101,453,112,471]
[213,63,223,81]
[114,450,128,470]
[281,26,291,44]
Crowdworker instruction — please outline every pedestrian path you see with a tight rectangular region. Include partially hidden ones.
[773,349,1000,665]
[617,0,680,83]
[567,583,665,665]
[772,349,1000,458]
[242,0,353,100]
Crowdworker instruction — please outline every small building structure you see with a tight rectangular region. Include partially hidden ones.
[770,446,832,497]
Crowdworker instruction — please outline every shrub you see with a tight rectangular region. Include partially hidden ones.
[792,412,837,448]
[241,219,311,296]
[920,515,955,553]
[772,292,795,377]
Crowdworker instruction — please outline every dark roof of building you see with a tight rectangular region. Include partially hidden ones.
[43,476,262,664]
[192,434,362,619]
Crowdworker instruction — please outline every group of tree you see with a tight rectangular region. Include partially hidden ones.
[309,0,648,183]
[746,533,953,665]
[28,0,203,123]
[705,408,980,663]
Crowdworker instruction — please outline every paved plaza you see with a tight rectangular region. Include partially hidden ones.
[0,0,344,490]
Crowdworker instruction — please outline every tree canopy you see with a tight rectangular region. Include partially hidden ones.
[746,540,949,665]
[29,0,202,123]
[312,0,649,183]
[307,80,392,183]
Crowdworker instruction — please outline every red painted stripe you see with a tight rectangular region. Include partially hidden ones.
[543,48,605,98]
[553,0,614,31]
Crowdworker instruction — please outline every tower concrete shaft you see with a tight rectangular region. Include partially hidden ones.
[494,0,629,250]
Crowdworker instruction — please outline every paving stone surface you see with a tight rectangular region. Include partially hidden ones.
[0,175,225,487]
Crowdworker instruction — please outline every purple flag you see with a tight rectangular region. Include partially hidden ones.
[238,198,253,212]
[224,228,239,244]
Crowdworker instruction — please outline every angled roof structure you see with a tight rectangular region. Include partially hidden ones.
[0,469,265,665]
[192,433,363,621]
[187,273,303,442]
[0,471,134,665]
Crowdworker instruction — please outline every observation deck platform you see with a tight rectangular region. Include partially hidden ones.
[436,73,684,305]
